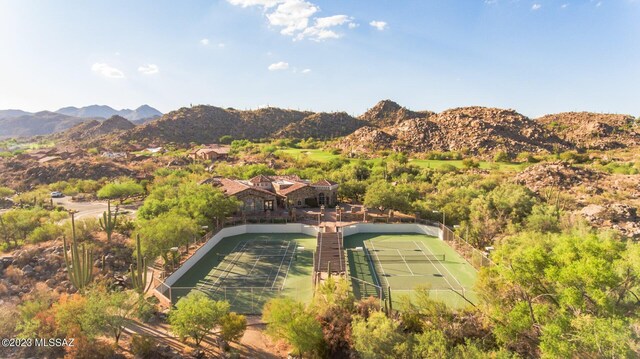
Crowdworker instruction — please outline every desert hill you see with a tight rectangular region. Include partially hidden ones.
[338,106,570,158]
[275,112,367,139]
[358,100,434,127]
[537,112,639,150]
[54,115,136,141]
[120,106,320,144]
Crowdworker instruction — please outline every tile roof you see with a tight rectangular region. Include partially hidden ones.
[277,182,309,195]
[249,175,272,184]
[311,179,338,186]
[219,178,284,198]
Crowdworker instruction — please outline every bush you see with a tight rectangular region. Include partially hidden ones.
[28,223,63,243]
[130,334,157,358]
[461,158,480,169]
[493,151,510,163]
[558,151,589,164]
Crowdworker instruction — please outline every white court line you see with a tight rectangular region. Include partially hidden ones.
[368,241,390,288]
[279,244,298,290]
[396,249,415,276]
[203,240,247,289]
[272,241,292,289]
[207,241,250,292]
[247,243,270,276]
[414,241,464,293]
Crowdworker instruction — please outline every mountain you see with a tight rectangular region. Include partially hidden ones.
[0,109,32,119]
[55,115,136,142]
[275,112,367,139]
[338,106,571,158]
[55,104,162,122]
[120,106,314,144]
[537,112,639,150]
[359,100,433,127]
[0,111,93,138]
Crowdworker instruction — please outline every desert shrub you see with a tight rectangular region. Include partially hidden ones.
[493,151,510,163]
[28,223,63,243]
[130,334,157,358]
[64,218,99,242]
[462,158,480,168]
[558,151,589,164]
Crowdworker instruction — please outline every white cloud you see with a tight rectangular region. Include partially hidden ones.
[561,3,569,8]
[200,38,210,45]
[268,61,289,71]
[218,42,226,48]
[301,68,311,74]
[138,64,159,75]
[91,63,125,79]
[267,0,318,36]
[348,22,358,29]
[227,0,353,41]
[369,20,387,31]
[531,3,542,10]
[227,0,281,7]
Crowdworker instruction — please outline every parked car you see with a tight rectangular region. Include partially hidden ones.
[51,191,64,198]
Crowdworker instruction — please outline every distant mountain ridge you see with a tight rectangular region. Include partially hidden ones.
[55,104,162,123]
[0,104,162,138]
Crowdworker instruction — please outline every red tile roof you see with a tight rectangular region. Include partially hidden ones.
[277,182,309,195]
[311,179,338,186]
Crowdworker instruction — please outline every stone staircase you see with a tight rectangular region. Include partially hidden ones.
[314,226,346,275]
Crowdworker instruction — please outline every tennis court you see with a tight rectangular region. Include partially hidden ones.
[344,233,478,309]
[171,233,316,313]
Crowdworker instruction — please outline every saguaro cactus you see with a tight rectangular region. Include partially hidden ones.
[63,213,93,293]
[130,234,153,295]
[99,200,118,242]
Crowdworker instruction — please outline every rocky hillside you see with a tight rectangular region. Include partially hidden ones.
[537,112,639,150]
[55,115,136,141]
[339,106,569,158]
[359,100,433,127]
[120,106,320,144]
[275,112,367,139]
[0,157,136,189]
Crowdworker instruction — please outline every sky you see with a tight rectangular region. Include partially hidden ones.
[0,0,638,117]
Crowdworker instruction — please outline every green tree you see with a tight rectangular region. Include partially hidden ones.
[97,180,144,200]
[262,298,324,358]
[219,312,247,344]
[136,211,199,264]
[351,311,405,359]
[219,135,233,144]
[85,289,137,344]
[363,181,413,212]
[168,291,230,346]
[477,228,640,357]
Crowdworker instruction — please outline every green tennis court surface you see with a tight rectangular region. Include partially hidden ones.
[344,233,478,309]
[171,233,316,314]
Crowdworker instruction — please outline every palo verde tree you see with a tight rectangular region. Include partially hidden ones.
[477,227,640,357]
[62,212,94,293]
[168,291,230,346]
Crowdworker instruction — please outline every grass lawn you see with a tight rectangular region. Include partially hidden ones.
[277,147,529,172]
[344,233,479,310]
[171,233,316,314]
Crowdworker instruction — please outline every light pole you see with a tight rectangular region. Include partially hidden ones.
[432,210,445,228]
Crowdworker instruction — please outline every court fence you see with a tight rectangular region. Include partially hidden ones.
[155,281,314,314]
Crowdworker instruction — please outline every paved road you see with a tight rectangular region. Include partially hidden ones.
[52,197,137,220]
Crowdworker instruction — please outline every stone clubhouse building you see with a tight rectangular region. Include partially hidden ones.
[203,175,338,212]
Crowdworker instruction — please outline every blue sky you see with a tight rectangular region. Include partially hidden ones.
[0,0,638,117]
